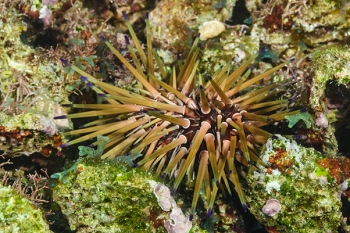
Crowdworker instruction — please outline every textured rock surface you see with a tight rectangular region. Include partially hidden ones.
[246,135,343,233]
[0,183,52,233]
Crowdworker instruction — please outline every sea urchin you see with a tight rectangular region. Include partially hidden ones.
[55,12,299,219]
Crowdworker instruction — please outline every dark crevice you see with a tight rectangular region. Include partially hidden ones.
[226,0,251,25]
[326,81,350,158]
[46,202,76,233]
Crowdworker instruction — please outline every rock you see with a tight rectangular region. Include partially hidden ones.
[246,135,343,232]
[199,20,226,40]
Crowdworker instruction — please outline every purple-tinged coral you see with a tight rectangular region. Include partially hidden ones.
[152,182,192,233]
[262,199,281,217]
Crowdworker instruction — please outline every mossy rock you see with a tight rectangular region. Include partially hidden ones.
[0,183,51,233]
[52,157,167,233]
[246,135,342,233]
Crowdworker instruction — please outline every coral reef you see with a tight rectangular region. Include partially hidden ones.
[149,0,236,51]
[2,0,350,232]
[0,112,65,158]
[308,45,350,156]
[153,182,192,233]
[0,182,52,233]
[246,135,345,232]
[0,0,154,118]
[148,0,262,76]
[55,8,301,222]
[0,1,69,114]
[0,1,70,164]
[249,0,350,53]
[0,0,159,174]
[309,45,350,112]
[52,157,167,232]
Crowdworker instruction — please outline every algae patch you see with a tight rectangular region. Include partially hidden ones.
[52,157,167,232]
[0,183,52,233]
[246,135,342,233]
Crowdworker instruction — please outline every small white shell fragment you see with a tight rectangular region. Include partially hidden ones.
[199,20,225,40]
[262,199,281,217]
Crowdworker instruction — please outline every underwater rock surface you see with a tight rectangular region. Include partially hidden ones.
[246,135,343,232]
[52,157,168,232]
[0,182,52,233]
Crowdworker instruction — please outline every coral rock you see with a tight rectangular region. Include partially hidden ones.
[246,135,342,232]
[199,20,225,40]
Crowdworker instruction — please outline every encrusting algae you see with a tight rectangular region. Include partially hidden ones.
[246,135,345,233]
[55,11,300,219]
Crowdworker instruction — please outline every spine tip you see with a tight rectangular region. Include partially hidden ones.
[242,204,248,212]
[122,11,128,20]
[124,35,130,45]
[60,58,68,65]
[293,135,306,140]
[86,82,93,88]
[54,115,67,119]
[301,107,308,112]
[206,208,212,219]
[60,143,68,148]
[100,35,107,42]
[176,53,181,60]
[258,46,266,54]
[80,76,88,82]
[171,188,176,196]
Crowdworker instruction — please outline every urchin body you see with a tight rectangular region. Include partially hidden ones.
[56,11,297,218]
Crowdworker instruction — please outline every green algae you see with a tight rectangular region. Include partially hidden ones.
[285,111,314,128]
[52,157,167,233]
[0,112,50,131]
[0,183,51,233]
[309,45,350,111]
[78,135,109,157]
[246,135,342,233]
